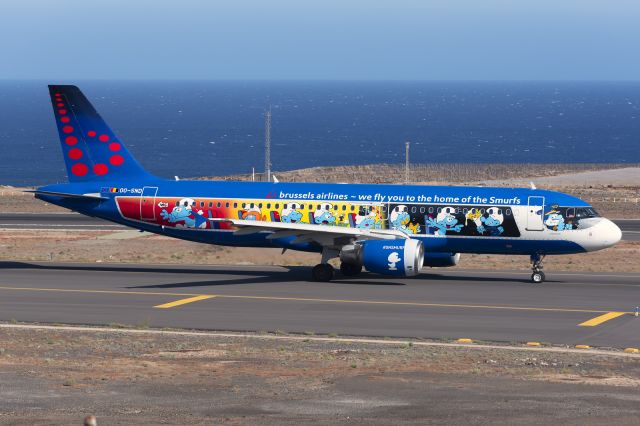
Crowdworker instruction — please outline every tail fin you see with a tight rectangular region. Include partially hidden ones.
[49,85,153,182]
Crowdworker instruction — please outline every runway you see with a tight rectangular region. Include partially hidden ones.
[1,213,639,240]
[0,261,639,349]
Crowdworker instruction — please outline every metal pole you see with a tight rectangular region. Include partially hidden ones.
[264,107,272,182]
[405,141,410,184]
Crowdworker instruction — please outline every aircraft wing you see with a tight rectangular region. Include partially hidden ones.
[209,218,408,247]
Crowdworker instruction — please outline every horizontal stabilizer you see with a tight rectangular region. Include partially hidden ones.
[25,190,108,200]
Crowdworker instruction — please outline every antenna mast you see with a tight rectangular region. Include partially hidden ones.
[405,141,410,184]
[264,107,272,182]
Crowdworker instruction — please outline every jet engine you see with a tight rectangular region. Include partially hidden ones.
[340,239,424,277]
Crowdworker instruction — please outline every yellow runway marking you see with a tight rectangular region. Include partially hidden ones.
[0,286,632,315]
[578,312,627,327]
[154,295,215,309]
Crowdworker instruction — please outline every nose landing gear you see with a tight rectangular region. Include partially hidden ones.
[530,254,546,283]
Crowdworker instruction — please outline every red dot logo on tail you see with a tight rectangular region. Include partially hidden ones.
[99,134,109,142]
[62,125,73,134]
[71,163,88,177]
[68,148,83,160]
[109,155,124,166]
[93,164,108,176]
[65,136,78,146]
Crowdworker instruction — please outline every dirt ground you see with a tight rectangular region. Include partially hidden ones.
[0,325,639,425]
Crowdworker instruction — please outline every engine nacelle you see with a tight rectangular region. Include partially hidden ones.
[423,252,460,268]
[346,239,424,277]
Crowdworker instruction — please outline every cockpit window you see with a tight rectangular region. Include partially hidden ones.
[575,207,599,219]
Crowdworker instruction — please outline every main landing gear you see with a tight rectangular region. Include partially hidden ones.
[311,248,363,281]
[530,254,546,283]
[312,248,338,282]
[340,262,362,277]
[312,263,334,282]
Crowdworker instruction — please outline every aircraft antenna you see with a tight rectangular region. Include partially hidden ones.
[404,141,410,184]
[264,106,272,182]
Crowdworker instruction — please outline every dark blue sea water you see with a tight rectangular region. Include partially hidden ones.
[1,81,639,186]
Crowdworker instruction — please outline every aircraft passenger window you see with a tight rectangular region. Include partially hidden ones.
[505,208,511,215]
[242,203,246,208]
[411,206,416,213]
[275,204,279,209]
[333,205,338,210]
[217,202,221,208]
[342,205,346,211]
[480,208,485,214]
[437,207,441,213]
[429,207,434,214]
[225,203,229,208]
[266,203,271,209]
[463,208,468,214]
[420,207,425,213]
[382,206,387,213]
[259,203,263,208]
[208,202,213,208]
[233,203,237,208]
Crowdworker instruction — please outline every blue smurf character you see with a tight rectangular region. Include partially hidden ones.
[426,206,463,236]
[281,203,303,223]
[544,208,572,231]
[356,215,379,229]
[390,205,413,234]
[477,207,504,236]
[160,198,208,229]
[313,203,336,225]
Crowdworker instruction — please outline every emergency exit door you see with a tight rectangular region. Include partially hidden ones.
[526,196,545,231]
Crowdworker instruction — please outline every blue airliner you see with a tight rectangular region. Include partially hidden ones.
[33,85,622,283]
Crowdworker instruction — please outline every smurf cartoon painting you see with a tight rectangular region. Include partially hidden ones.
[281,203,304,223]
[240,203,262,221]
[477,207,504,236]
[390,205,413,235]
[314,203,336,225]
[544,206,573,231]
[160,198,208,229]
[426,206,462,236]
[355,207,381,230]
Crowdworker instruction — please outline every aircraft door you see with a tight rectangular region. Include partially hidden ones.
[140,186,158,221]
[526,196,545,231]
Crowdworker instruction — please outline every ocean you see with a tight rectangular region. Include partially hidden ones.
[0,80,639,186]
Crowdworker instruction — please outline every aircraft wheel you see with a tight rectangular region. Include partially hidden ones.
[531,271,545,283]
[312,264,335,282]
[340,262,362,277]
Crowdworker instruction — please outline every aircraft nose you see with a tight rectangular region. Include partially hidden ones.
[592,218,622,250]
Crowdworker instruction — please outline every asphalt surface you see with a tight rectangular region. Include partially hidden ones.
[1,213,639,240]
[0,261,639,349]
